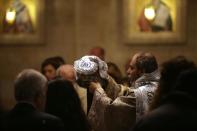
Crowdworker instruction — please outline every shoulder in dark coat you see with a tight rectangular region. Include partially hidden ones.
[131,92,197,131]
[0,103,65,131]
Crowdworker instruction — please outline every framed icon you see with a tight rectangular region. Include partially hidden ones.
[0,0,45,44]
[123,0,187,44]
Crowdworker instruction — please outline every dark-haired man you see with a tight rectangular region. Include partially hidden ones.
[87,52,160,131]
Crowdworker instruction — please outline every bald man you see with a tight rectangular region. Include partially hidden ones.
[57,65,76,82]
[57,65,87,114]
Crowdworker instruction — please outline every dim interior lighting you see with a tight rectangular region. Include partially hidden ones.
[144,6,155,21]
[6,8,16,24]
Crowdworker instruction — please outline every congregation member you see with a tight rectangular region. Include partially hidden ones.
[45,79,90,131]
[0,69,65,131]
[150,56,196,110]
[41,56,65,81]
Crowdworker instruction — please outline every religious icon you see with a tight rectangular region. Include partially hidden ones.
[3,0,34,34]
[138,0,173,32]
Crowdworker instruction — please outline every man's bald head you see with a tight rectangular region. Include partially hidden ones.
[57,65,76,82]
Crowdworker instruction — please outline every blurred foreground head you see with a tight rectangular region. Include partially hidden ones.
[14,69,47,111]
